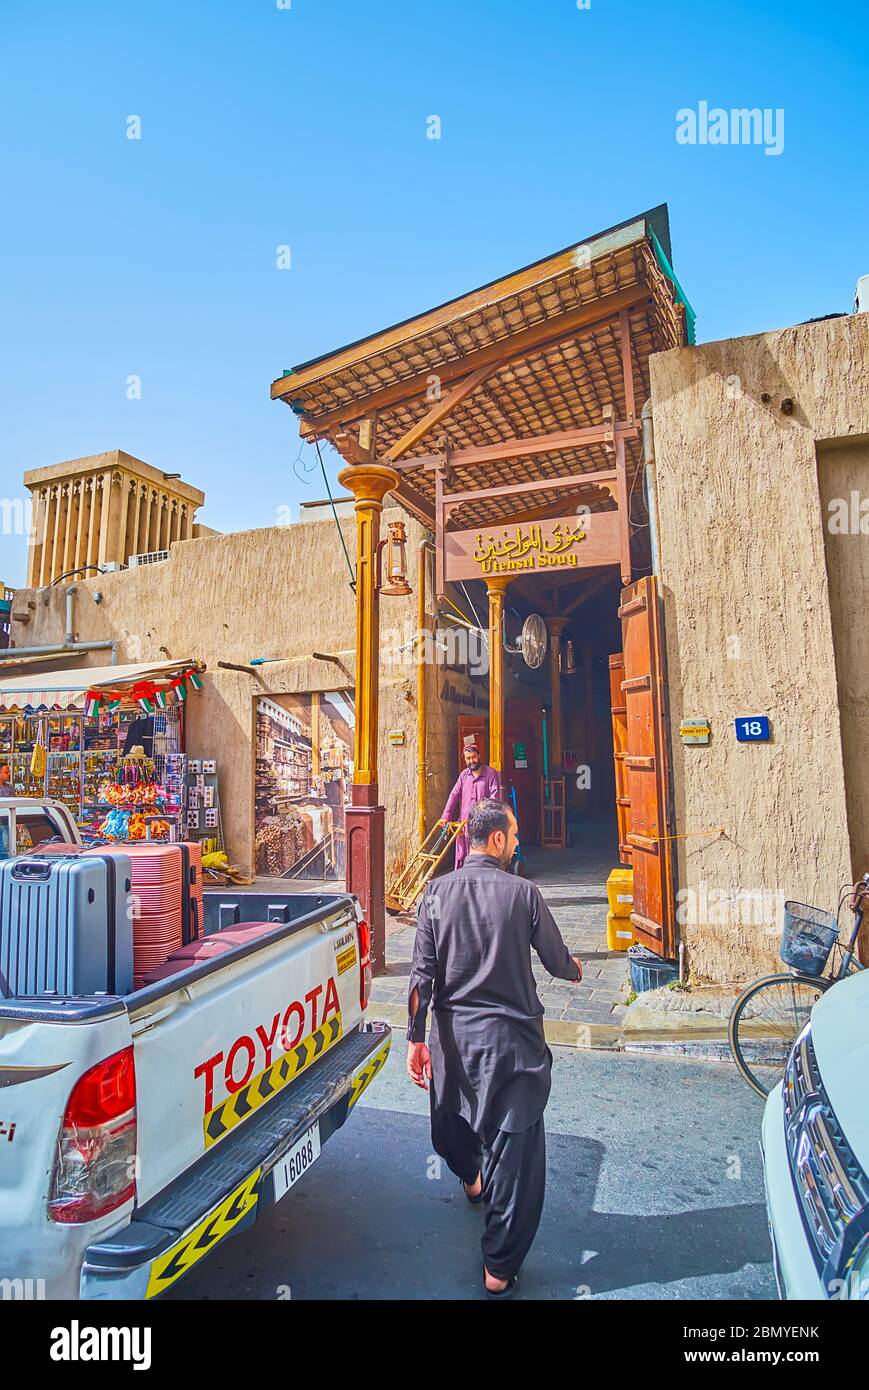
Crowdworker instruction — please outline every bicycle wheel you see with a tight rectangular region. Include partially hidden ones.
[728,972,832,1099]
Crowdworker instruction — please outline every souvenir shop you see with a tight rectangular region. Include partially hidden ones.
[0,658,222,853]
[254,691,354,880]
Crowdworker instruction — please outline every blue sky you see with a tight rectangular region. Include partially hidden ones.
[1,0,866,584]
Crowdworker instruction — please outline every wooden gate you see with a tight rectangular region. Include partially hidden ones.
[614,575,676,958]
[608,654,631,866]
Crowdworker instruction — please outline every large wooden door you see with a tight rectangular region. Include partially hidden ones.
[457,715,488,766]
[617,576,676,958]
[608,654,632,866]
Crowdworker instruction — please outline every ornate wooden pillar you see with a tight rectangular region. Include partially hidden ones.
[546,616,569,771]
[485,577,510,779]
[337,462,400,976]
[542,616,568,848]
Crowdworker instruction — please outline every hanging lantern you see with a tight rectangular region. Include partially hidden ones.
[561,639,576,675]
[376,521,412,597]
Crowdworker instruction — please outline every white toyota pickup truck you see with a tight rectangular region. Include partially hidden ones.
[0,801,391,1300]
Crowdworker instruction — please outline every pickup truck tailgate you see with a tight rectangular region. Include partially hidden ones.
[130,896,365,1204]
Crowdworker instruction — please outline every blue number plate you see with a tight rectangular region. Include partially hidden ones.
[735,716,770,742]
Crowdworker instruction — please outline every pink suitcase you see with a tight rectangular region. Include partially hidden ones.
[140,923,279,986]
[181,842,204,944]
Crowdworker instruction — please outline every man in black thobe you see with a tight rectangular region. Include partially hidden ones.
[407,798,583,1298]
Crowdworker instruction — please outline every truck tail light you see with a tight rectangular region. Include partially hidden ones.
[49,1046,137,1224]
[357,919,372,1011]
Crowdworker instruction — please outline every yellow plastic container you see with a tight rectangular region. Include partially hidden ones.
[607,911,635,952]
[606,867,634,918]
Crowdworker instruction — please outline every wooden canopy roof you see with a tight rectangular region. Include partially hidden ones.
[271,205,691,532]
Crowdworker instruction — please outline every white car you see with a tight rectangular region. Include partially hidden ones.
[761,967,869,1299]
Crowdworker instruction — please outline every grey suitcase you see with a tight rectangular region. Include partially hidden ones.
[0,852,134,998]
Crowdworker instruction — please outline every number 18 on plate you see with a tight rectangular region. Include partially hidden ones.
[734,716,771,743]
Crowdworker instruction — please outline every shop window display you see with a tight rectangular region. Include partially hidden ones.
[255,692,354,879]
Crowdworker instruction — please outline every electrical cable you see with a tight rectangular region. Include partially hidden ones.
[313,438,356,590]
[441,593,487,643]
[459,580,485,632]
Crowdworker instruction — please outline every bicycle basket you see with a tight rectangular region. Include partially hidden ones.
[780,901,839,976]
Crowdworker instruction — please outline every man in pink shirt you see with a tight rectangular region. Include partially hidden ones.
[440,736,503,869]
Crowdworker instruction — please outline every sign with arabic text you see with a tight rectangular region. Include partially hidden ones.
[444,513,621,582]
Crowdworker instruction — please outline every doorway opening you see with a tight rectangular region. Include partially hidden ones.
[451,570,623,881]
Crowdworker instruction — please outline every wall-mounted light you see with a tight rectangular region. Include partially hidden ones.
[376,521,412,597]
[561,638,576,675]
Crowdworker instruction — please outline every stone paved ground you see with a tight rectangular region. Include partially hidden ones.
[242,826,631,1034]
[372,829,631,1031]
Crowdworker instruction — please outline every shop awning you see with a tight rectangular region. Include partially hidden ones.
[0,658,204,712]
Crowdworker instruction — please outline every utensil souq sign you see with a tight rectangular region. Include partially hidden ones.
[444,513,621,582]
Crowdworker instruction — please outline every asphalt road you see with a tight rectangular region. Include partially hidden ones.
[170,1042,777,1301]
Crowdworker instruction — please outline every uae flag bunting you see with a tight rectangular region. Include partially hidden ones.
[83,691,101,718]
[155,688,169,710]
[172,675,188,703]
[187,668,203,691]
[132,682,157,715]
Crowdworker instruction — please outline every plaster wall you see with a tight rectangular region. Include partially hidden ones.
[8,509,428,881]
[818,440,869,897]
[650,313,869,983]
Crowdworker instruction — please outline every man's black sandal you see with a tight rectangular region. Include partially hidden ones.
[462,1176,484,1205]
[484,1273,518,1299]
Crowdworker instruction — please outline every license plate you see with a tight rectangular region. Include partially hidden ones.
[273,1122,321,1201]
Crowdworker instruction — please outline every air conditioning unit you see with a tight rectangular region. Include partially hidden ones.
[855,276,869,314]
[101,561,127,573]
[127,550,170,568]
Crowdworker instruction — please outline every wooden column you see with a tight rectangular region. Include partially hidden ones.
[542,616,568,848]
[486,577,510,778]
[546,617,569,772]
[337,462,400,976]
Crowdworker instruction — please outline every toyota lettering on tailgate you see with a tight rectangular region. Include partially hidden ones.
[194,976,342,1147]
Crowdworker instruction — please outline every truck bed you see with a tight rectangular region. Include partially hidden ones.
[0,882,388,1299]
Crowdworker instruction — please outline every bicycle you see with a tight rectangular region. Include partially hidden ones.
[728,874,868,1098]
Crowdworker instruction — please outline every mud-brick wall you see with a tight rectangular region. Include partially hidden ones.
[650,313,869,984]
[9,509,427,881]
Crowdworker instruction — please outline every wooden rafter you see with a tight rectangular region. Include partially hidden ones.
[442,465,618,510]
[383,364,497,462]
[293,284,651,437]
[392,422,639,472]
[561,571,617,616]
[332,426,369,466]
